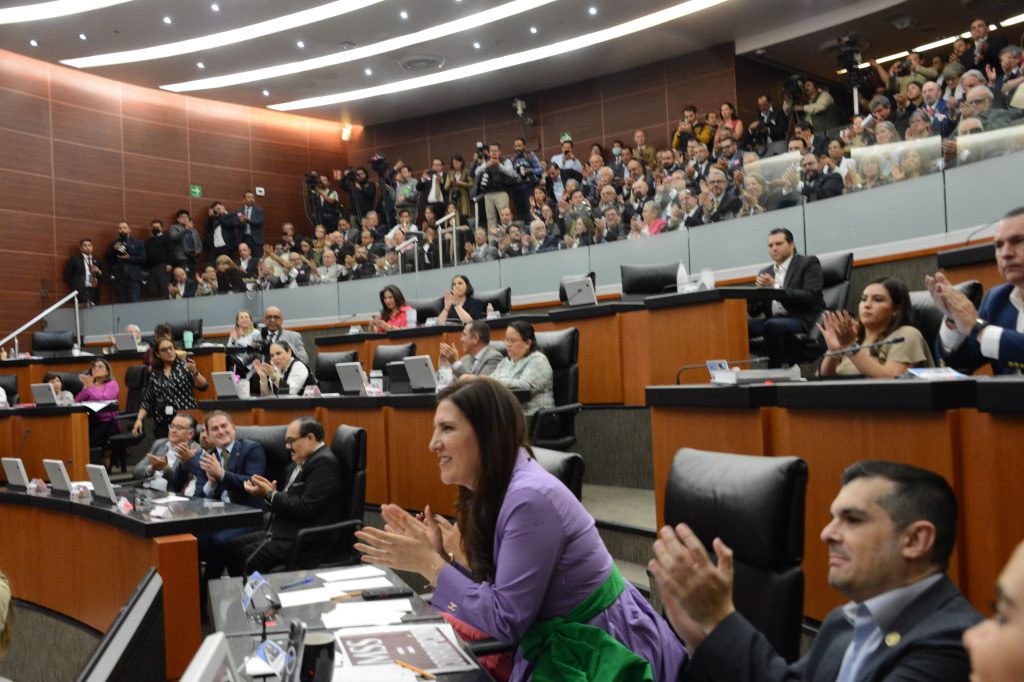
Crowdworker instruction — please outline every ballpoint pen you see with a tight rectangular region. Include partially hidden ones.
[279,576,314,591]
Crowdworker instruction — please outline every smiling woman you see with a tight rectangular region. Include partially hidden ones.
[354,378,686,681]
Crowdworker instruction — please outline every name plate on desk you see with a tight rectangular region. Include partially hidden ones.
[903,367,971,381]
[711,365,802,385]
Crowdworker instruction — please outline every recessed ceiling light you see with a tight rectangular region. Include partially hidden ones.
[0,0,134,25]
[472,41,480,49]
[162,16,172,24]
[197,61,205,69]
[589,6,597,15]
[529,26,537,34]
[364,68,372,75]
[272,0,728,111]
[262,89,270,96]
[162,0,555,92]
[29,39,38,47]
[62,0,384,68]
[79,33,87,40]
[210,3,219,10]
[296,40,305,48]
[1002,13,1024,27]
[400,10,408,19]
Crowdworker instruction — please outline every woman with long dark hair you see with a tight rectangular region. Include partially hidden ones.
[354,379,685,681]
[132,337,208,438]
[437,274,485,325]
[75,358,121,466]
[253,341,311,396]
[818,276,934,377]
[371,284,414,331]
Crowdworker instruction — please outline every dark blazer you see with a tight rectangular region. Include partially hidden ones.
[748,254,826,332]
[168,279,198,299]
[267,445,344,541]
[960,34,1009,73]
[802,172,844,202]
[217,268,247,294]
[684,575,980,682]
[704,191,743,223]
[184,439,266,508]
[236,257,259,278]
[234,205,265,249]
[937,283,1024,375]
[106,237,147,281]
[64,253,101,294]
[204,212,238,252]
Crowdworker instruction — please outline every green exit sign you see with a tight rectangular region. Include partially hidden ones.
[189,184,202,198]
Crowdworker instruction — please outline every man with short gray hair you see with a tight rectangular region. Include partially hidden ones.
[957,85,1013,133]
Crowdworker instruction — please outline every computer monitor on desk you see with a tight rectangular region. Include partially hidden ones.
[563,276,598,307]
[30,383,58,406]
[334,362,368,396]
[42,458,73,496]
[1,457,29,490]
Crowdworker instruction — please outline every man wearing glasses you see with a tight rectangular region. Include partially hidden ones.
[261,306,308,364]
[131,412,201,492]
[226,417,344,575]
[927,207,1024,374]
[957,85,1013,133]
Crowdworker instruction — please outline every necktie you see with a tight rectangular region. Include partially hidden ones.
[837,605,876,682]
[220,447,230,471]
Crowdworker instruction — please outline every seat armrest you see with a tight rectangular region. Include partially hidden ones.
[288,519,362,570]
[113,411,139,422]
[530,402,582,444]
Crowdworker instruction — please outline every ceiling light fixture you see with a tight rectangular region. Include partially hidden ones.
[589,7,597,15]
[341,124,352,141]
[197,61,205,69]
[61,0,384,68]
[0,0,134,25]
[364,68,372,75]
[912,35,958,52]
[473,41,481,49]
[1001,13,1024,27]
[530,26,537,34]
[162,16,172,24]
[297,40,305,48]
[400,10,408,19]
[262,89,270,96]
[29,39,38,47]
[210,3,219,10]
[79,33,87,40]
[161,0,556,92]
[271,0,728,112]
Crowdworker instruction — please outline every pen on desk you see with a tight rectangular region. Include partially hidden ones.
[393,659,436,679]
[279,576,313,591]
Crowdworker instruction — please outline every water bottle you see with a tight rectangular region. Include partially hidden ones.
[486,302,496,319]
[676,261,688,293]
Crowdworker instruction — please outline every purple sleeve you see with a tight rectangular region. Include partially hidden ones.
[76,381,120,402]
[431,488,565,643]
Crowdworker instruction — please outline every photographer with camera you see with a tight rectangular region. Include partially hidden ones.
[168,209,202,274]
[870,51,937,96]
[339,166,377,225]
[509,137,543,219]
[791,80,844,133]
[105,221,147,303]
[204,201,238,264]
[473,142,516,230]
[308,173,341,234]
[416,158,448,220]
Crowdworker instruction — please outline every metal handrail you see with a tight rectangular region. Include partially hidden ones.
[0,290,81,351]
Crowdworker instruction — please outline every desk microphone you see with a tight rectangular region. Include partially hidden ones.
[963,220,998,247]
[824,336,905,357]
[675,357,768,384]
[13,427,30,458]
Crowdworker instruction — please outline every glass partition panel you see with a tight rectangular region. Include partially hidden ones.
[945,128,1024,232]
[412,259,502,303]
[689,204,806,272]
[47,304,115,339]
[498,246,592,298]
[263,283,340,324]
[110,298,191,337]
[187,290,264,335]
[741,151,802,215]
[589,230,689,292]
[337,277,392,321]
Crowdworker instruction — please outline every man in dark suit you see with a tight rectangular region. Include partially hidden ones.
[235,242,258,278]
[181,410,267,582]
[744,94,789,153]
[699,169,742,223]
[131,412,202,491]
[226,417,344,575]
[438,320,503,379]
[204,201,237,264]
[800,153,845,203]
[64,238,102,306]
[105,221,147,303]
[748,227,825,368]
[928,207,1024,374]
[235,191,265,252]
[650,460,981,682]
[167,266,198,299]
[960,17,1008,74]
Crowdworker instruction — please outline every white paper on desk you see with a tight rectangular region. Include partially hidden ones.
[323,576,393,596]
[334,664,416,682]
[151,494,190,504]
[316,565,385,582]
[79,400,117,413]
[278,587,332,608]
[244,655,276,677]
[321,599,412,629]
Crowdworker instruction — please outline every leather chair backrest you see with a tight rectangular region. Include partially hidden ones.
[535,328,578,406]
[665,448,807,662]
[31,330,75,357]
[42,371,84,397]
[620,262,679,301]
[315,351,359,394]
[559,273,596,304]
[489,340,507,358]
[405,297,445,322]
[910,280,982,351]
[475,288,512,315]
[123,365,149,414]
[168,319,203,343]
[531,447,584,500]
[0,374,18,404]
[234,425,291,487]
[331,424,367,523]
[817,252,853,311]
[372,343,416,371]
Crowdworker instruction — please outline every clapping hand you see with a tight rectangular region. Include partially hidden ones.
[354,504,446,578]
[925,272,977,333]
[817,310,859,351]
[79,372,95,388]
[243,474,276,498]
[199,451,225,482]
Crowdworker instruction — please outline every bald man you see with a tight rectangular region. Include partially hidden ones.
[262,306,308,364]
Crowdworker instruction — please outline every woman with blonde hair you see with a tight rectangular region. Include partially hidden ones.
[215,255,246,294]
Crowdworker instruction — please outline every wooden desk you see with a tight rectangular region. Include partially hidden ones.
[0,491,261,679]
[0,406,92,480]
[315,332,386,372]
[384,395,459,517]
[549,304,641,404]
[937,243,1001,290]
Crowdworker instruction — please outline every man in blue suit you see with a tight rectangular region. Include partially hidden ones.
[105,221,147,303]
[235,191,265,253]
[179,410,266,586]
[927,207,1024,374]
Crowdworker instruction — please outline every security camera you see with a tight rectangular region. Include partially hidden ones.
[512,98,527,117]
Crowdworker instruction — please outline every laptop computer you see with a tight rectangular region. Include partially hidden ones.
[113,332,139,352]
[86,463,119,504]
[1,457,29,490]
[403,355,438,393]
[42,458,73,495]
[334,362,368,396]
[563,276,598,307]
[31,383,58,406]
[211,372,240,399]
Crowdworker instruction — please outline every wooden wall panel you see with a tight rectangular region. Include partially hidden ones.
[251,139,310,176]
[189,129,251,170]
[187,164,252,202]
[187,98,251,137]
[0,210,55,251]
[123,154,189,193]
[0,53,49,97]
[122,118,188,160]
[49,69,121,114]
[0,129,52,175]
[0,168,55,214]
[54,141,123,186]
[54,180,124,220]
[0,89,51,137]
[51,102,121,151]
[121,83,187,127]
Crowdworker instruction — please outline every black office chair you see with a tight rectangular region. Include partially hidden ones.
[665,448,807,662]
[405,297,445,323]
[559,272,596,305]
[0,374,19,404]
[31,330,75,357]
[234,425,291,491]
[372,343,416,372]
[475,288,512,315]
[765,140,790,157]
[314,351,359,394]
[286,424,367,569]
[105,365,149,471]
[531,447,585,501]
[910,280,983,353]
[530,328,581,451]
[168,319,203,345]
[619,262,679,302]
[42,371,84,397]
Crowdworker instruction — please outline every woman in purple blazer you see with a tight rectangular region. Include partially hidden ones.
[356,378,686,681]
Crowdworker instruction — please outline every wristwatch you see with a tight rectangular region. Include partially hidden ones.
[969,319,990,340]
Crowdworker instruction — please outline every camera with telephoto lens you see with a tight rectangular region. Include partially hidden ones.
[115,242,128,255]
[369,154,389,175]
[892,60,912,77]
[304,170,319,189]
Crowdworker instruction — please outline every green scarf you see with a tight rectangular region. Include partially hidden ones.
[520,564,654,681]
